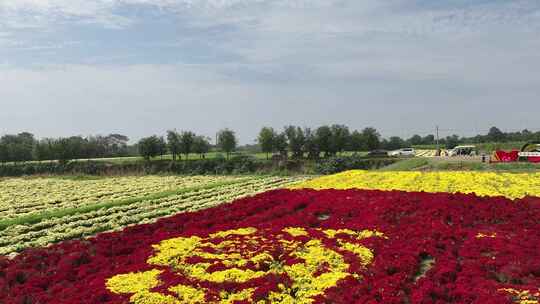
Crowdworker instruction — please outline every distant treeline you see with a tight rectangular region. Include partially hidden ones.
[1,126,538,164]
[0,133,134,164]
[135,125,540,161]
[253,125,540,158]
[135,126,385,161]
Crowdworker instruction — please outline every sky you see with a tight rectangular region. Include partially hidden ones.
[1,0,540,144]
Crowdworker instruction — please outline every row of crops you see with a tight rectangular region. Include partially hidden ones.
[1,171,539,303]
[0,176,244,218]
[0,176,308,255]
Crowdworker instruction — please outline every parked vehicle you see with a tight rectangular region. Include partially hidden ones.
[448,145,477,157]
[389,148,415,157]
[367,149,388,157]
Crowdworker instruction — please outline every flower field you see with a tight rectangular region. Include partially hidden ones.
[0,176,242,219]
[1,171,539,303]
[291,170,540,199]
[0,176,307,255]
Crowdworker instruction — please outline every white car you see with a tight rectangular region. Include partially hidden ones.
[389,148,415,157]
[448,145,477,157]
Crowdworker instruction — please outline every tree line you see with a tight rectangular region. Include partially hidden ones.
[137,129,237,161]
[461,127,540,144]
[256,125,447,159]
[257,125,380,159]
[0,133,131,164]
[140,124,525,162]
[256,125,540,159]
[1,126,539,164]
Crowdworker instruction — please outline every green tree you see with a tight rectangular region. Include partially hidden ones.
[445,135,460,149]
[166,130,181,161]
[105,134,129,157]
[330,124,350,155]
[422,135,435,145]
[349,130,365,152]
[68,136,87,160]
[17,132,36,162]
[158,137,167,159]
[284,126,305,159]
[408,134,423,146]
[0,142,7,165]
[315,125,333,157]
[193,136,211,159]
[0,135,17,163]
[179,131,195,160]
[385,136,406,150]
[273,132,288,157]
[303,128,320,160]
[257,127,276,160]
[521,129,532,141]
[34,139,54,162]
[217,129,237,159]
[487,126,505,142]
[138,136,161,161]
[86,136,106,159]
[52,138,75,164]
[362,127,381,151]
[0,133,36,163]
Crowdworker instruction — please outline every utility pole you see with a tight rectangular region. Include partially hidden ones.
[436,125,440,155]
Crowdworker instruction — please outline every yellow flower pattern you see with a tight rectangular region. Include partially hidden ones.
[106,227,385,303]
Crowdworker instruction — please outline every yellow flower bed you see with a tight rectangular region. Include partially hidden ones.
[290,170,540,199]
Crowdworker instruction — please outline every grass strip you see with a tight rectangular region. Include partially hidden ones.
[378,158,430,171]
[0,177,256,231]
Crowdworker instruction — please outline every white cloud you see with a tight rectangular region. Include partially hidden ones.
[1,1,540,140]
[1,0,539,32]
[1,62,538,142]
[0,0,132,29]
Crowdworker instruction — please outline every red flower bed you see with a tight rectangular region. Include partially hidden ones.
[1,189,539,304]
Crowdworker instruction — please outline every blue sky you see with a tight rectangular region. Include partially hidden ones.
[1,0,540,143]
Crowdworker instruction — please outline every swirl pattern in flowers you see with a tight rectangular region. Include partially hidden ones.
[107,227,385,303]
[1,172,539,304]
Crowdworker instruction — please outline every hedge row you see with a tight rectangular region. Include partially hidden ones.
[0,155,398,177]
